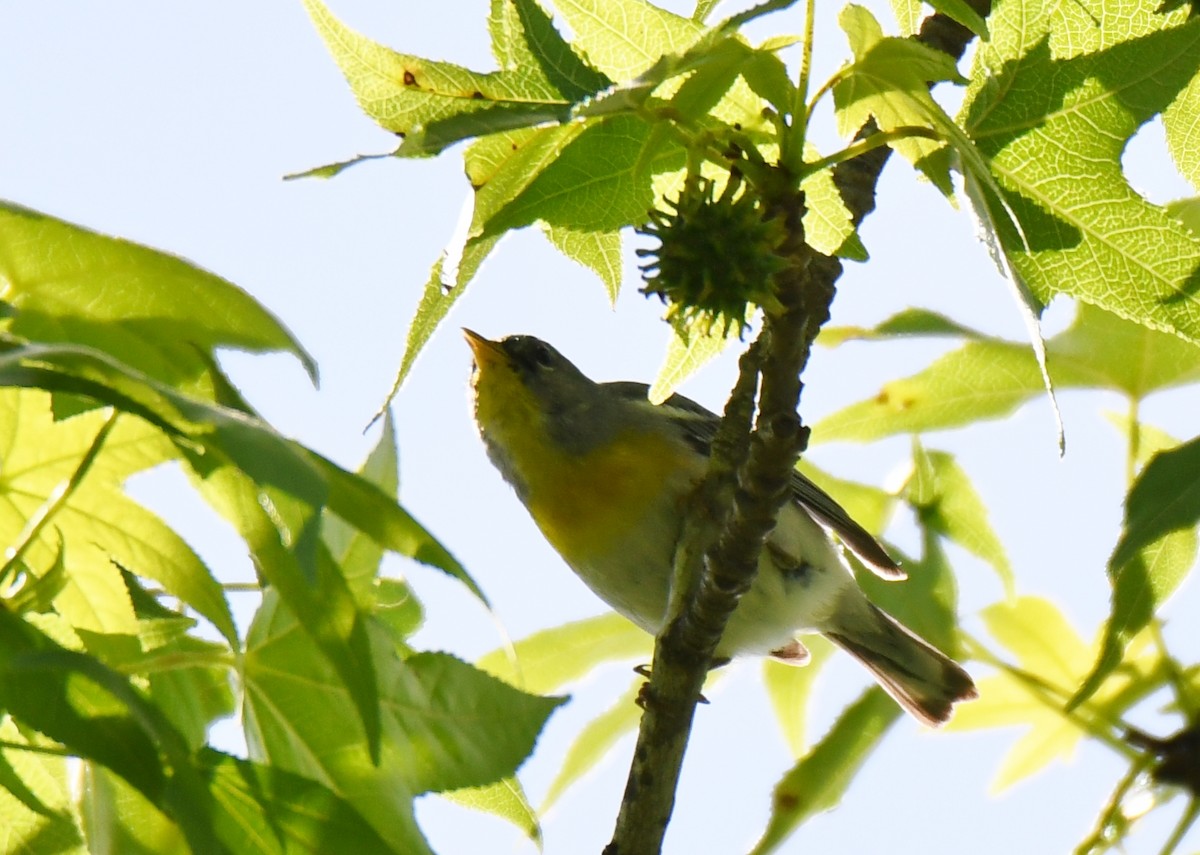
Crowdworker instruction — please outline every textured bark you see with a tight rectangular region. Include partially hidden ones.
[604,5,989,853]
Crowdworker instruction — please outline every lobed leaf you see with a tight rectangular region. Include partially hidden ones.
[0,201,315,392]
[303,0,572,152]
[243,593,564,849]
[960,1,1200,345]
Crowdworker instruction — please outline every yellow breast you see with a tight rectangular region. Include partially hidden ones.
[523,430,698,568]
[472,362,702,569]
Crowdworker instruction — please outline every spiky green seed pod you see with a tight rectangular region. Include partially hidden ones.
[637,174,788,337]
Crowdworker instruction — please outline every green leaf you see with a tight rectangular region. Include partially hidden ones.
[0,341,479,603]
[801,146,868,260]
[1044,302,1200,398]
[541,681,642,812]
[93,577,236,751]
[302,0,576,156]
[960,3,1200,344]
[83,766,186,855]
[762,636,836,758]
[905,443,1015,596]
[749,688,901,855]
[813,338,1046,441]
[199,749,397,855]
[488,0,612,99]
[193,466,382,761]
[816,308,986,347]
[440,777,542,848]
[1073,524,1197,708]
[1167,196,1200,235]
[0,717,86,854]
[888,0,922,35]
[243,592,564,850]
[543,224,622,301]
[374,578,426,642]
[648,322,733,404]
[476,612,652,694]
[1070,434,1200,706]
[483,115,687,237]
[950,596,1162,791]
[0,610,225,854]
[813,302,1200,442]
[0,201,315,393]
[323,414,398,605]
[0,387,233,642]
[1163,73,1200,188]
[833,5,966,193]
[550,0,705,80]
[388,233,501,402]
[1111,436,1200,569]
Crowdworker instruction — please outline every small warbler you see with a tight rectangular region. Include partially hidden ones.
[465,330,976,726]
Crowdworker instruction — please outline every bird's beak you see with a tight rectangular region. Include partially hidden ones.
[462,328,504,369]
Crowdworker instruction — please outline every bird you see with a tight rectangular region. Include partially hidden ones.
[464,329,977,726]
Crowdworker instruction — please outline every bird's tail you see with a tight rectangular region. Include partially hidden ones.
[825,599,977,727]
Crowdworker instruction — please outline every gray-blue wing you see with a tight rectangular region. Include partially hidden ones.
[605,381,905,579]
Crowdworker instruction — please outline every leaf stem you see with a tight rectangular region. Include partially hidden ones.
[800,126,943,178]
[0,738,72,757]
[1073,756,1153,855]
[1126,394,1140,487]
[0,411,119,589]
[1158,798,1200,855]
[781,0,817,174]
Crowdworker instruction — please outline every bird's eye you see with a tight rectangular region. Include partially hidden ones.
[530,341,554,369]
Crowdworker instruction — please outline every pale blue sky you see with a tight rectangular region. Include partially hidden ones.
[1,2,1196,853]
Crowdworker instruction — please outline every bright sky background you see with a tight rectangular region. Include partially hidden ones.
[2,1,1197,853]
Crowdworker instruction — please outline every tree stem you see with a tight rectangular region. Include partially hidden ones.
[603,5,989,852]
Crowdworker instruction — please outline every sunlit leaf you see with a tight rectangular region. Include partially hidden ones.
[763,636,836,757]
[543,224,622,302]
[834,4,966,193]
[441,777,542,848]
[0,717,85,854]
[323,414,398,605]
[551,0,704,80]
[476,612,652,694]
[0,387,233,641]
[649,322,734,404]
[813,303,1200,442]
[0,342,479,603]
[302,0,575,155]
[83,765,185,855]
[905,443,1014,595]
[951,597,1163,791]
[0,201,315,393]
[244,592,564,849]
[199,749,397,855]
[1073,434,1200,706]
[960,2,1200,344]
[750,688,900,854]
